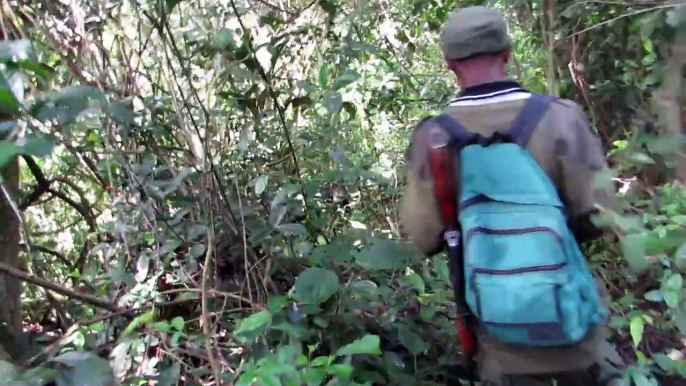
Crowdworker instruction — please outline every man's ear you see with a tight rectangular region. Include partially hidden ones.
[502,48,512,64]
[445,57,459,74]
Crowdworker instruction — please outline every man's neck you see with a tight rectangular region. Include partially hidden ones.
[458,75,511,89]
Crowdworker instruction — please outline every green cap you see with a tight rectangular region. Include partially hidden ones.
[440,6,511,61]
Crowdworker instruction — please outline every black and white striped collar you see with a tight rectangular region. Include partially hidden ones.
[449,80,530,106]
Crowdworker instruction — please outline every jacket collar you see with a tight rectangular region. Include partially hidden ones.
[457,80,525,99]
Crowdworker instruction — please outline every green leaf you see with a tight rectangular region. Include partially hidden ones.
[435,258,450,283]
[158,362,181,386]
[270,205,287,227]
[319,0,337,16]
[336,334,381,356]
[664,290,679,308]
[32,86,106,124]
[291,267,339,305]
[653,354,676,372]
[322,91,343,115]
[666,273,683,290]
[621,234,651,270]
[676,241,686,269]
[629,315,644,347]
[628,152,655,164]
[256,371,282,386]
[271,185,298,209]
[0,71,20,115]
[405,273,425,294]
[161,0,184,25]
[234,310,272,338]
[0,141,19,168]
[318,63,329,88]
[644,290,662,302]
[277,223,308,237]
[254,175,268,195]
[21,134,53,157]
[349,280,378,297]
[398,325,426,355]
[332,73,360,91]
[355,239,412,270]
[327,364,354,378]
[53,354,114,386]
[310,355,333,367]
[15,59,54,79]
[171,317,184,331]
[0,40,31,62]
[153,321,171,333]
[301,368,326,384]
[674,307,686,335]
[642,38,653,53]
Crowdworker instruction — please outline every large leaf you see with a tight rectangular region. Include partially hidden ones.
[234,310,272,343]
[0,141,19,168]
[277,223,308,237]
[32,86,106,125]
[21,134,54,157]
[291,267,339,305]
[0,70,20,115]
[52,352,114,386]
[629,316,644,347]
[398,325,426,355]
[235,310,272,334]
[332,73,360,91]
[336,334,381,356]
[322,91,343,115]
[0,40,31,62]
[157,361,181,386]
[355,239,412,270]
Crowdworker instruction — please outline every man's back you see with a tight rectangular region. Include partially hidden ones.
[400,80,627,385]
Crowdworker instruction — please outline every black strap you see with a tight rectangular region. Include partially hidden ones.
[502,93,556,148]
[423,93,556,150]
[432,114,474,149]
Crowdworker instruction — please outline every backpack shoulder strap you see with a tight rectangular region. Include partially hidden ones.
[428,113,475,151]
[503,93,557,148]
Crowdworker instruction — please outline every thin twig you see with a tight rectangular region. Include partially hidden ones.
[201,192,222,382]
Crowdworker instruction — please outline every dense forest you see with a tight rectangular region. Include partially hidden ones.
[0,0,685,385]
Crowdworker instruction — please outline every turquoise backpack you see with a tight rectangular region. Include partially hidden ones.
[428,93,608,347]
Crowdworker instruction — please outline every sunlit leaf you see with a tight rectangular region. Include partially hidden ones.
[336,334,381,356]
[171,317,184,332]
[643,290,662,302]
[666,273,683,290]
[234,310,272,343]
[254,175,268,195]
[629,315,644,347]
[318,62,329,88]
[664,290,679,308]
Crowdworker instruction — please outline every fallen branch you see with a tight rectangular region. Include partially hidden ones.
[0,261,122,312]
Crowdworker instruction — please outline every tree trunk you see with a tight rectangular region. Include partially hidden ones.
[0,26,24,338]
[0,156,22,335]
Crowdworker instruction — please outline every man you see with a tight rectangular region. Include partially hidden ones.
[400,6,629,386]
